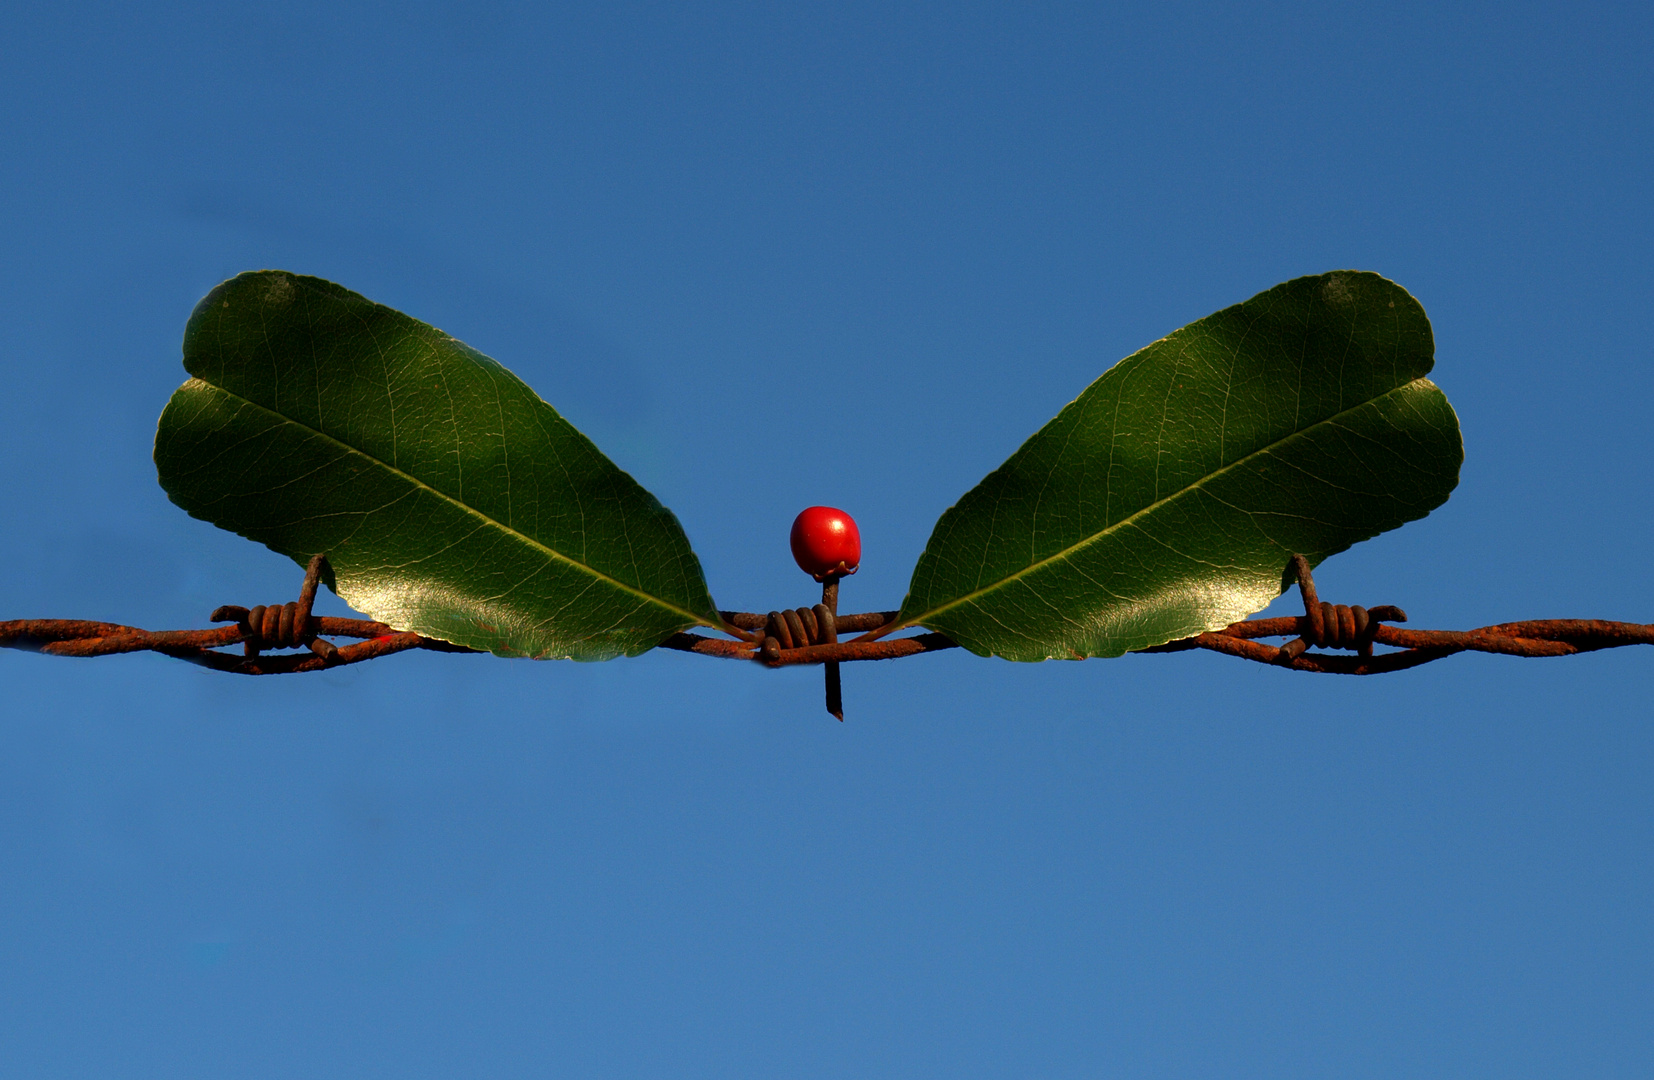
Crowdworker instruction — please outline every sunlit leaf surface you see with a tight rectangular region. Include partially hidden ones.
[155,271,720,659]
[898,271,1463,661]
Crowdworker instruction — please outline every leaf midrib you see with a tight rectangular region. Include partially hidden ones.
[188,377,717,630]
[902,377,1431,629]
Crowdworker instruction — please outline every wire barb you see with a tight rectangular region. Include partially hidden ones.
[822,576,843,721]
[1274,554,1406,662]
[754,585,849,719]
[211,553,340,660]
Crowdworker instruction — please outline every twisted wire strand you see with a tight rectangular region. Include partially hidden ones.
[6,554,1654,677]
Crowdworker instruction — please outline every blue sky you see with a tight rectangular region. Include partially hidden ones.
[2,2,1652,1075]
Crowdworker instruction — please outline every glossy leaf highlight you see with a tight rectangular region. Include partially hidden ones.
[897,271,1463,661]
[155,271,720,659]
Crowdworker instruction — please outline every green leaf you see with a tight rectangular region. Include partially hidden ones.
[154,271,721,660]
[896,271,1463,661]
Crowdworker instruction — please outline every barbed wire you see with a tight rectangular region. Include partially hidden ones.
[5,553,1651,678]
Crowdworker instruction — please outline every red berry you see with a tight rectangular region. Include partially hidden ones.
[790,506,862,581]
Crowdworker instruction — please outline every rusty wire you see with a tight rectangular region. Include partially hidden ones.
[0,554,474,675]
[4,554,1653,678]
